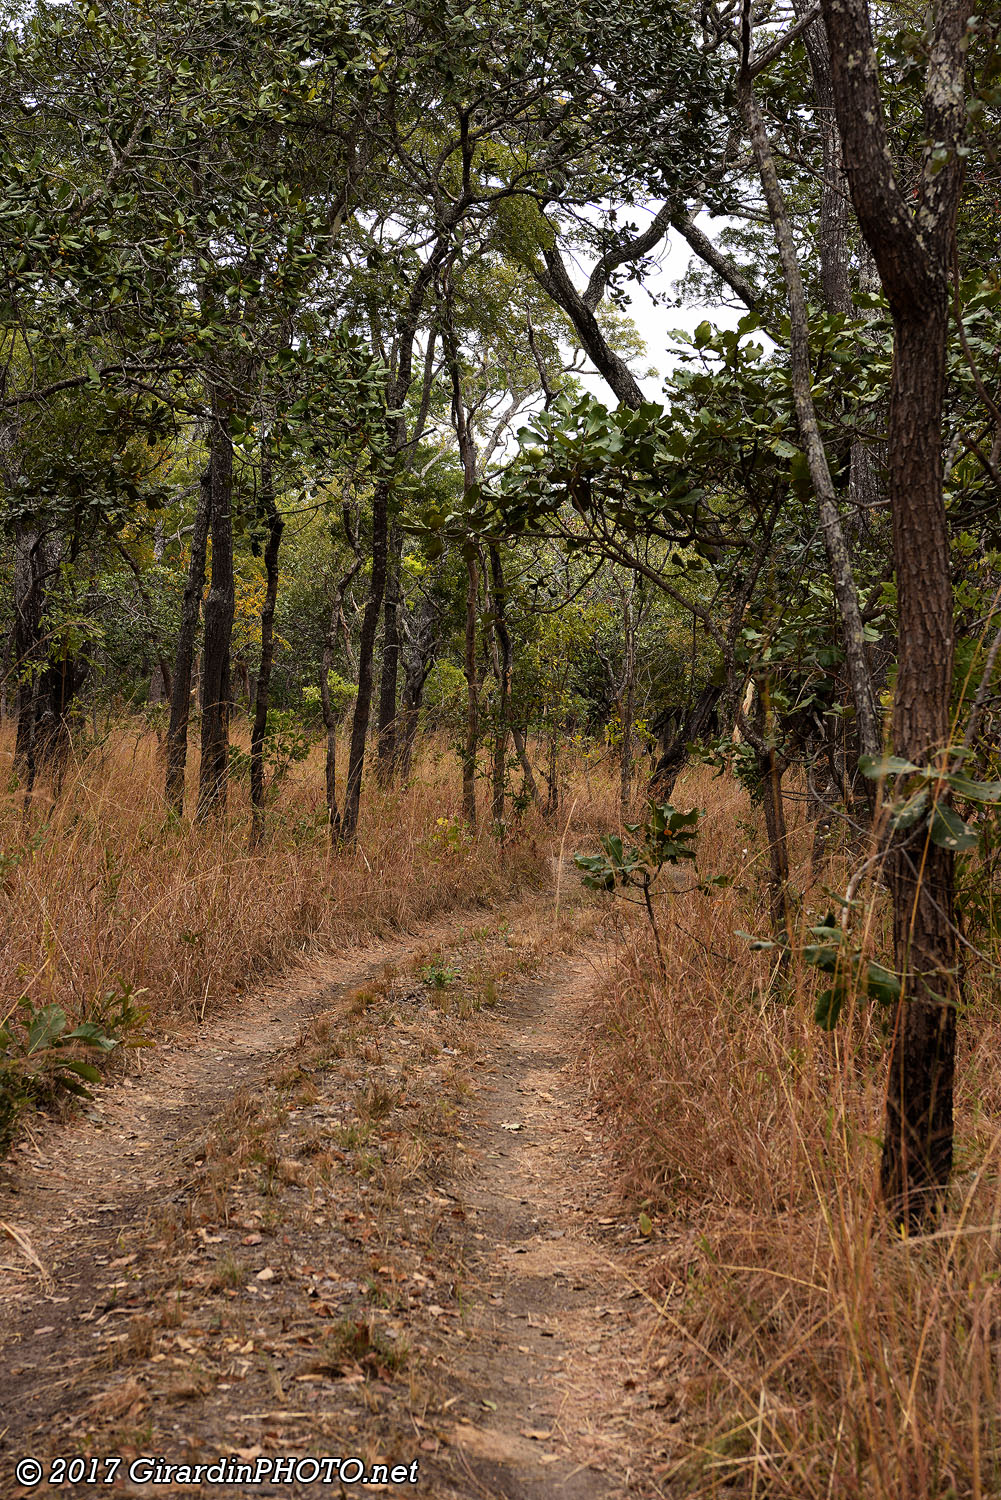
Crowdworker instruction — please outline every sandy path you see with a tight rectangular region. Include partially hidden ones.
[0,903,662,1500]
[431,956,652,1499]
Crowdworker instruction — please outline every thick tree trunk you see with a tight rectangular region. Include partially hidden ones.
[249,455,284,846]
[166,468,211,814]
[880,305,959,1224]
[343,478,389,842]
[820,0,970,1224]
[196,400,236,819]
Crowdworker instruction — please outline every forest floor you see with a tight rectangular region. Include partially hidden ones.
[0,886,675,1500]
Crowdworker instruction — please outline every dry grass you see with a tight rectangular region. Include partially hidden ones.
[0,721,619,1049]
[588,763,1001,1500]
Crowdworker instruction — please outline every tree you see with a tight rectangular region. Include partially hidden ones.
[819,0,975,1226]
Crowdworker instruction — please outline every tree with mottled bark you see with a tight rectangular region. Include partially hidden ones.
[820,0,973,1225]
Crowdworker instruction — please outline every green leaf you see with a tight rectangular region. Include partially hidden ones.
[864,962,901,1006]
[814,987,843,1030]
[945,773,1001,804]
[638,1212,653,1236]
[858,754,921,779]
[65,1022,119,1052]
[26,1005,68,1055]
[889,788,929,831]
[58,1059,101,1084]
[929,804,978,851]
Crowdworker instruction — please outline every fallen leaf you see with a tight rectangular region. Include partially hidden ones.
[520,1428,552,1441]
[255,1268,275,1282]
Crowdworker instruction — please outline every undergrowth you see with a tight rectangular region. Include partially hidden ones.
[0,721,618,1152]
[587,763,1001,1500]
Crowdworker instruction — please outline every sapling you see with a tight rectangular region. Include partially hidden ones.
[574,801,701,974]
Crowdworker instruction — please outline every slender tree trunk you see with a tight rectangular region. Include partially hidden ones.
[197,398,236,820]
[511,725,543,810]
[376,525,402,785]
[12,529,49,785]
[249,453,283,846]
[343,479,389,842]
[619,590,636,819]
[762,747,791,939]
[738,63,881,768]
[166,468,211,813]
[488,546,512,825]
[544,733,560,816]
[319,631,340,841]
[148,522,169,703]
[462,548,479,826]
[396,595,439,781]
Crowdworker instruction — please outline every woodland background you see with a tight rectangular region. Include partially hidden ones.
[2,0,1001,1492]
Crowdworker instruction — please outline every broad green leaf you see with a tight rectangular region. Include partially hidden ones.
[945,773,1001,804]
[26,1005,67,1055]
[65,1022,119,1051]
[59,1058,101,1083]
[864,962,901,1005]
[858,754,921,779]
[815,987,843,1030]
[929,804,978,851]
[889,788,929,831]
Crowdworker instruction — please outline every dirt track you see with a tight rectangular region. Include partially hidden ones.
[0,897,667,1499]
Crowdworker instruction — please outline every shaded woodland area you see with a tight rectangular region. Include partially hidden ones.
[2,0,1001,1493]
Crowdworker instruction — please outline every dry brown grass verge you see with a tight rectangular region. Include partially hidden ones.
[586,765,1001,1500]
[0,725,618,1043]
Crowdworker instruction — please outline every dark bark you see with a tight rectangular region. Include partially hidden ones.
[320,539,362,843]
[649,685,722,799]
[544,734,561,817]
[148,523,169,703]
[12,528,55,783]
[618,589,636,819]
[533,245,646,409]
[249,453,284,846]
[396,594,440,781]
[820,0,970,1225]
[376,525,402,784]
[488,546,512,825]
[196,398,236,820]
[462,548,479,826]
[342,234,450,841]
[761,745,791,940]
[343,479,389,842]
[165,468,211,814]
[511,725,543,810]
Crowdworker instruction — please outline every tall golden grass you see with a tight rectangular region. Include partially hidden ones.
[589,765,1001,1499]
[0,722,619,1042]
